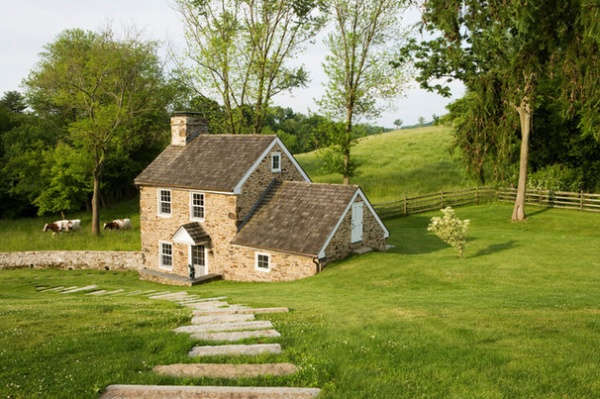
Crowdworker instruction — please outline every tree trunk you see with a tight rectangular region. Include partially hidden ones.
[91,171,102,236]
[512,99,531,221]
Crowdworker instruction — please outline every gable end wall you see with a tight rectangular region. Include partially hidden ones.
[323,197,387,264]
[237,143,307,220]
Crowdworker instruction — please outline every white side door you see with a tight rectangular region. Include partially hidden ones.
[351,202,364,243]
[190,245,207,277]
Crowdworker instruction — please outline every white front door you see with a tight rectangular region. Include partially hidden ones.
[351,202,364,243]
[190,245,207,278]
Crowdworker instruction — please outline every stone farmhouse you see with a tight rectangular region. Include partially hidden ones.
[134,112,389,284]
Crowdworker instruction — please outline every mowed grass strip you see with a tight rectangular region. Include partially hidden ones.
[1,203,599,398]
[295,126,474,203]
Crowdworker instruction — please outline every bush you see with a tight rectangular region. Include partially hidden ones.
[427,207,470,258]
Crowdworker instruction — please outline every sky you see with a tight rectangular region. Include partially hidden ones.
[0,0,464,128]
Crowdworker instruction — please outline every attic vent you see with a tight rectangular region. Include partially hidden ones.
[171,112,208,146]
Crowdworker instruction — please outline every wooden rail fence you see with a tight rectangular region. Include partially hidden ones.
[496,187,600,213]
[372,187,600,219]
[372,187,495,219]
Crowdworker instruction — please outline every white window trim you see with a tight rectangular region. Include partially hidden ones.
[159,241,173,270]
[255,252,271,272]
[271,152,281,173]
[190,191,205,221]
[157,189,172,217]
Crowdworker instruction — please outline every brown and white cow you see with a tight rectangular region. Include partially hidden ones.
[43,219,81,233]
[103,218,132,230]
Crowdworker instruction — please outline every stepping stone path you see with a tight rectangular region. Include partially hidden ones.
[37,284,320,398]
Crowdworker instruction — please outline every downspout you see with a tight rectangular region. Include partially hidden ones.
[313,257,323,274]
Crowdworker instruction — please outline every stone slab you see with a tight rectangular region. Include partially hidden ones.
[175,320,273,334]
[189,343,281,357]
[100,385,320,399]
[190,329,281,342]
[183,300,232,309]
[191,313,255,324]
[87,290,107,295]
[149,291,189,300]
[40,286,65,292]
[153,363,298,378]
[61,285,98,294]
[193,307,288,316]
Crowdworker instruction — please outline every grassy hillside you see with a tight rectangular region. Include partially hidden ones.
[296,126,475,203]
[2,203,600,398]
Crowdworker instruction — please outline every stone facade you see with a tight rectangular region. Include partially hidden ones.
[139,186,237,277]
[0,251,143,271]
[236,143,307,221]
[322,197,387,263]
[225,246,317,282]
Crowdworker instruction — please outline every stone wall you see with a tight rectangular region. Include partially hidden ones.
[139,186,237,277]
[323,197,388,263]
[0,251,143,271]
[237,143,307,220]
[225,246,317,282]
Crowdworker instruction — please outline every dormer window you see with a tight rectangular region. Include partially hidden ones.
[271,152,281,172]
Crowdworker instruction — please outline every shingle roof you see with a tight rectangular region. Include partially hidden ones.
[134,135,277,192]
[232,181,359,256]
[175,222,210,245]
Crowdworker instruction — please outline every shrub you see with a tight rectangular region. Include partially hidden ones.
[427,207,470,258]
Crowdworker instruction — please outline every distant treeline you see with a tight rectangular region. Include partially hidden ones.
[0,91,389,219]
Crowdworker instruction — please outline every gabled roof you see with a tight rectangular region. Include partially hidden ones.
[134,135,284,192]
[232,181,361,257]
[172,222,210,245]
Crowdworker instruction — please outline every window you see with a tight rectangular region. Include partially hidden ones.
[191,192,205,220]
[271,152,281,172]
[159,242,173,269]
[158,189,171,216]
[255,253,271,272]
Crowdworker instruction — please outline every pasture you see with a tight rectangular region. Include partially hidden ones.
[1,203,600,398]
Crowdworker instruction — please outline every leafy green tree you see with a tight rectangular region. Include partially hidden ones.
[175,0,324,134]
[24,28,167,234]
[414,0,573,221]
[393,119,403,129]
[318,0,411,184]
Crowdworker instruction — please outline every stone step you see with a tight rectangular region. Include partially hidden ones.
[153,363,298,378]
[149,291,190,300]
[88,290,107,295]
[189,343,281,357]
[179,296,228,305]
[175,320,273,334]
[40,286,65,292]
[100,385,320,399]
[183,300,234,309]
[191,313,255,324]
[61,285,99,294]
[190,329,281,342]
[193,307,289,316]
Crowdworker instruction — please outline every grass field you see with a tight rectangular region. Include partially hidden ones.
[295,126,474,203]
[0,198,141,252]
[2,203,600,398]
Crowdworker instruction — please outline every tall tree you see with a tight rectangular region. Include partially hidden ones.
[319,0,410,184]
[414,0,571,220]
[176,0,324,134]
[25,28,167,234]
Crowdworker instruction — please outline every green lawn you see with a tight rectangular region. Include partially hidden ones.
[2,203,599,398]
[0,198,141,252]
[296,126,475,203]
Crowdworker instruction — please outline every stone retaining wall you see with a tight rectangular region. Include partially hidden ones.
[0,251,143,271]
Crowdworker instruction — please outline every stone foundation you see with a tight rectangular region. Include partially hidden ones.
[0,251,143,271]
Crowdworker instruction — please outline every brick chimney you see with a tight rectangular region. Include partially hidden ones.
[171,112,208,146]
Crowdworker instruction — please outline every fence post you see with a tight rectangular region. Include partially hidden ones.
[476,187,479,205]
[403,195,407,216]
[580,191,584,211]
[441,191,444,208]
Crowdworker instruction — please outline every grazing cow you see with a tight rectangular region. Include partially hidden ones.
[43,219,81,234]
[103,218,132,230]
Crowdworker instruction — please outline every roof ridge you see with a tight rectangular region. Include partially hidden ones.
[280,181,359,189]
